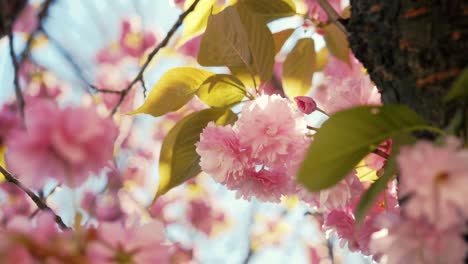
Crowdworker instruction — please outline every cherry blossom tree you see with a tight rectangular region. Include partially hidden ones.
[0,0,466,263]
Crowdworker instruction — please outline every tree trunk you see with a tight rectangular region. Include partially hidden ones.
[346,0,468,129]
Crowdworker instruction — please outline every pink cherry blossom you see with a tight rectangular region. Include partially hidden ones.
[6,98,118,189]
[187,198,225,236]
[13,4,38,33]
[197,95,310,202]
[0,103,20,145]
[87,220,171,264]
[370,213,467,264]
[179,35,201,57]
[0,183,33,223]
[299,173,363,210]
[196,123,244,183]
[235,94,308,164]
[312,53,381,114]
[295,96,317,114]
[96,43,124,64]
[120,20,157,58]
[397,137,468,228]
[96,65,135,112]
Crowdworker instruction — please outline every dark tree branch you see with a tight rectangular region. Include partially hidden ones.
[317,0,348,35]
[109,0,202,116]
[0,165,69,230]
[7,26,25,122]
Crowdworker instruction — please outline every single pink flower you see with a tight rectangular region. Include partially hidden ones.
[295,96,317,114]
[370,213,467,264]
[6,98,118,188]
[397,137,468,228]
[96,42,124,64]
[178,35,201,57]
[87,221,171,264]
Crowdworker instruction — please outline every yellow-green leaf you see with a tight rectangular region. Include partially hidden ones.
[355,134,415,223]
[239,0,296,21]
[283,38,316,98]
[0,145,5,182]
[315,47,329,72]
[229,66,260,88]
[237,3,276,81]
[273,28,295,54]
[297,105,428,192]
[130,67,214,117]
[323,24,350,65]
[197,74,246,107]
[156,108,232,199]
[444,68,468,102]
[197,6,252,67]
[177,0,222,47]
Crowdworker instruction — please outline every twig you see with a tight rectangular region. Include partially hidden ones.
[109,0,202,116]
[0,165,69,230]
[7,26,25,122]
[372,148,390,159]
[317,0,348,36]
[19,0,55,63]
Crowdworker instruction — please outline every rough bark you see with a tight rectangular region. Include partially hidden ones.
[0,0,27,37]
[346,0,468,128]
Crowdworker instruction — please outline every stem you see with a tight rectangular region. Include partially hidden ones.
[0,165,69,230]
[317,0,348,36]
[109,0,202,116]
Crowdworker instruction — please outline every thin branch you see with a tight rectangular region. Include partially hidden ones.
[19,0,55,63]
[0,165,69,230]
[109,0,202,116]
[7,26,25,122]
[317,0,348,36]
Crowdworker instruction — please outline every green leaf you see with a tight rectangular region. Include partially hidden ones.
[282,38,316,98]
[273,28,295,54]
[156,108,232,199]
[354,134,415,223]
[237,3,276,80]
[176,0,222,47]
[197,6,252,67]
[130,67,214,117]
[323,24,350,65]
[297,105,427,192]
[315,47,329,72]
[444,68,468,102]
[197,74,247,107]
[229,65,260,88]
[239,0,296,21]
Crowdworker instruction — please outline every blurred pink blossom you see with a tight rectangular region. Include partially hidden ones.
[120,20,157,58]
[6,98,118,189]
[187,198,225,236]
[370,213,467,264]
[87,220,171,264]
[397,137,468,228]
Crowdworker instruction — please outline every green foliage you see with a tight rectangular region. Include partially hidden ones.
[354,134,415,223]
[444,68,468,102]
[282,38,316,98]
[297,105,428,192]
[130,67,214,117]
[273,28,295,54]
[238,0,296,22]
[198,3,275,81]
[197,74,247,107]
[156,108,232,199]
[177,0,223,47]
[323,24,350,65]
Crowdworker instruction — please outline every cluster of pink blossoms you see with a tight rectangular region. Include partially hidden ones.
[196,94,310,202]
[370,138,468,263]
[4,97,118,189]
